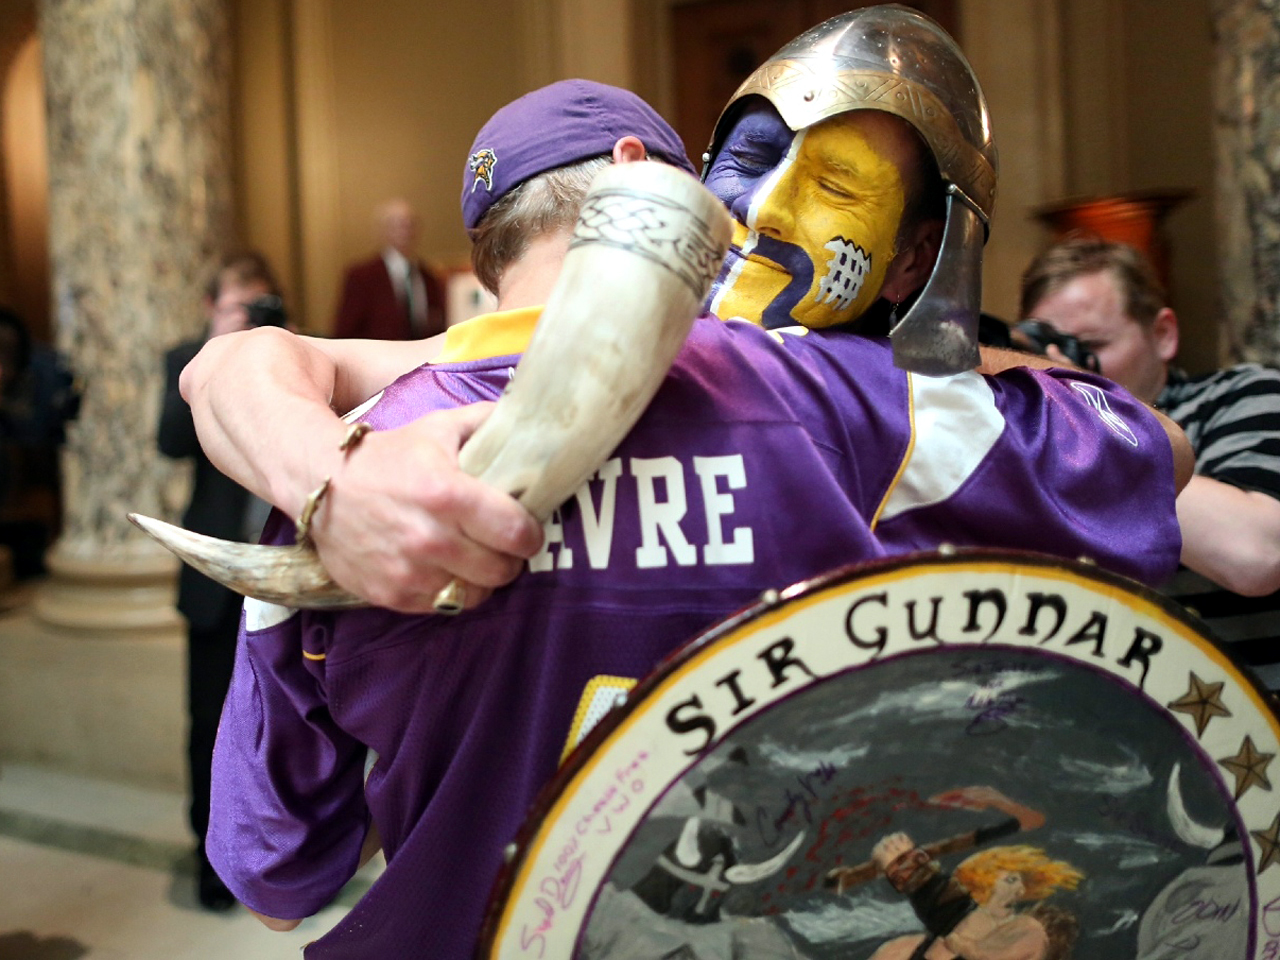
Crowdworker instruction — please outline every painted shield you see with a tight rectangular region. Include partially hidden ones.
[478,550,1280,960]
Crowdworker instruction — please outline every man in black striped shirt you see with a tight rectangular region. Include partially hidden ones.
[1021,236,1280,689]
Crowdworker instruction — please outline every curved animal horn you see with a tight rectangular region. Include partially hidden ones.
[133,162,732,609]
[128,513,362,608]
[723,831,805,884]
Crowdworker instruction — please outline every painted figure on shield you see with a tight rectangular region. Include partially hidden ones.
[869,834,1083,960]
[583,755,808,960]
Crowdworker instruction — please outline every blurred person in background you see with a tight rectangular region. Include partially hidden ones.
[332,198,446,340]
[157,251,282,910]
[1021,235,1280,689]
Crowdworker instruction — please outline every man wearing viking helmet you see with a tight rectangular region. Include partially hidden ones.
[180,6,1135,611]
[697,4,997,377]
[193,74,1184,959]
[175,11,1191,957]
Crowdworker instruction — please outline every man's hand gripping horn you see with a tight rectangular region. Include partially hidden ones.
[130,162,732,610]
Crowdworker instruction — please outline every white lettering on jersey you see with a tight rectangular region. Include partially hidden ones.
[695,455,754,565]
[244,597,297,631]
[633,456,697,568]
[525,454,754,574]
[1069,382,1140,447]
[529,508,572,572]
[577,459,623,569]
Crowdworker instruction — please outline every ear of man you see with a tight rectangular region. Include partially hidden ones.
[1151,306,1180,364]
[880,218,944,304]
[612,136,649,164]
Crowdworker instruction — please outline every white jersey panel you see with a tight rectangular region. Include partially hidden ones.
[878,370,1004,522]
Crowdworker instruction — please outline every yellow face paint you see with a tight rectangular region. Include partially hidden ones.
[706,109,911,329]
[710,221,790,324]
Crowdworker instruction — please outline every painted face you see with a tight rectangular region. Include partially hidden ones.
[703,101,913,329]
[987,870,1027,910]
[1026,270,1173,403]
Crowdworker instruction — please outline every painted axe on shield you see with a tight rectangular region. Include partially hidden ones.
[130,162,732,610]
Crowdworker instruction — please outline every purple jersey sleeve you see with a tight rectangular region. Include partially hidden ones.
[205,592,370,920]
[874,365,1182,585]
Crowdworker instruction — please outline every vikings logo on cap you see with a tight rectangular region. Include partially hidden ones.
[469,148,497,193]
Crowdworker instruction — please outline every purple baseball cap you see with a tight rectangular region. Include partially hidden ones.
[461,79,695,231]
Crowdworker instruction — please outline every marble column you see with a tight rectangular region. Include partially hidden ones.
[36,0,235,633]
[1213,0,1280,363]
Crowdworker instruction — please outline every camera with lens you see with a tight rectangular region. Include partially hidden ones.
[1012,319,1101,373]
[245,295,288,329]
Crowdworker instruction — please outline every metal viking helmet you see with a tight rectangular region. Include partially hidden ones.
[701,4,998,375]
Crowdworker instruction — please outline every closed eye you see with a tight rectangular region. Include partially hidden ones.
[817,179,856,201]
[724,145,780,174]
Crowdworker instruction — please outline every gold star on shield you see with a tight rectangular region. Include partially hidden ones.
[1219,735,1274,800]
[1168,672,1232,737]
[1252,813,1280,874]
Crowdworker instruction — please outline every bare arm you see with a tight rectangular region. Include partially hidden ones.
[1177,475,1280,595]
[178,326,541,611]
[179,326,441,509]
[978,345,1194,493]
[929,786,1045,831]
[181,327,344,513]
[248,908,302,932]
[945,914,1048,960]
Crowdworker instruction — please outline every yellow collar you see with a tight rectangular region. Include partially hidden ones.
[435,306,543,363]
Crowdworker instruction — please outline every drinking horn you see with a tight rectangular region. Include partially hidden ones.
[130,161,732,609]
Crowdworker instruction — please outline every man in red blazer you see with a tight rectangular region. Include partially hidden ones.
[332,198,447,340]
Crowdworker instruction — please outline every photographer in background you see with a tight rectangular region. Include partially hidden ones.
[1020,235,1280,691]
[1009,317,1101,372]
[157,251,282,910]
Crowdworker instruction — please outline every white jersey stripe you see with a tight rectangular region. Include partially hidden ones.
[877,370,1005,522]
[244,597,298,632]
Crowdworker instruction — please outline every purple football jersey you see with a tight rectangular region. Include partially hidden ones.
[207,314,1180,959]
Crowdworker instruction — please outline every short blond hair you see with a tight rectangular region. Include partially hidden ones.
[468,155,612,295]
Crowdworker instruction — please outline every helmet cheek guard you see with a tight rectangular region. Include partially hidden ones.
[893,184,987,375]
[702,4,998,375]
